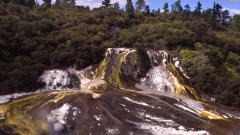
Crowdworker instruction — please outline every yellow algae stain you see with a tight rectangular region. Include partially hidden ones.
[0,105,7,120]
[198,110,224,120]
[107,50,135,88]
[49,92,67,103]
[94,56,111,79]
[90,83,108,90]
[108,67,123,88]
[41,91,82,107]
[92,93,101,99]
[167,63,200,100]
[81,90,102,99]
[94,49,113,79]
[1,93,52,135]
[168,72,187,95]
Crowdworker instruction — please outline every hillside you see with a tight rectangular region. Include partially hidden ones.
[0,2,240,109]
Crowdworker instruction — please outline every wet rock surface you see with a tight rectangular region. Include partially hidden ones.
[1,89,240,135]
[0,48,240,135]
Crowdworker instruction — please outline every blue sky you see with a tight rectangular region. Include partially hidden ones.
[38,0,240,16]
[149,0,240,16]
[150,0,240,10]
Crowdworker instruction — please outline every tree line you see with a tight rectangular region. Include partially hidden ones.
[2,0,239,30]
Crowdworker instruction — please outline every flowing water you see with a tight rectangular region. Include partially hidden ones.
[0,48,240,135]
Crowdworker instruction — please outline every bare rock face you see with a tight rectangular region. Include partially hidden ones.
[38,48,189,95]
[38,70,80,91]
[137,66,175,93]
[93,48,190,95]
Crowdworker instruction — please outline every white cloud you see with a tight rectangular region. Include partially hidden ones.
[74,0,152,9]
[223,8,240,16]
[75,0,102,8]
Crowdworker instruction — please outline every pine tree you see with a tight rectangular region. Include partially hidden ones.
[54,0,75,8]
[25,0,36,8]
[135,0,146,12]
[212,2,223,23]
[212,2,216,19]
[102,0,110,8]
[69,0,75,7]
[171,0,183,13]
[215,3,222,23]
[221,9,230,25]
[163,2,169,14]
[43,0,51,8]
[126,0,135,18]
[54,0,61,7]
[194,1,202,16]
[9,0,36,8]
[233,14,240,31]
[145,5,150,15]
[114,2,120,10]
[183,4,191,21]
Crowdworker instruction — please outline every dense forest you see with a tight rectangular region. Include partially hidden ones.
[0,0,240,108]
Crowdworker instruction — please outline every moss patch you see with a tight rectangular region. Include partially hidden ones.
[0,93,54,135]
[107,51,135,88]
[168,63,200,100]
[94,56,111,79]
[198,110,224,120]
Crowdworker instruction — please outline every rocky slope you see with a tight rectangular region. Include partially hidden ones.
[0,48,240,135]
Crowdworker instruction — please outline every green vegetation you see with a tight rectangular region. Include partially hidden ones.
[0,0,240,108]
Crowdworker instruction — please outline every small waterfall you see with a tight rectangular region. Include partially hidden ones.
[136,50,176,93]
[147,50,168,67]
[136,66,175,92]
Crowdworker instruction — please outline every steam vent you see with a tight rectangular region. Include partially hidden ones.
[0,48,240,135]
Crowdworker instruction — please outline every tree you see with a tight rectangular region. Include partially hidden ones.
[54,0,75,8]
[4,0,36,8]
[212,2,216,19]
[212,2,222,23]
[202,8,216,27]
[135,0,146,12]
[221,9,230,26]
[171,0,183,13]
[43,0,51,8]
[25,0,36,8]
[145,5,150,15]
[233,14,240,31]
[183,4,191,21]
[54,0,61,7]
[163,2,169,14]
[184,4,191,13]
[157,8,161,15]
[113,2,120,10]
[102,0,110,8]
[193,1,202,16]
[215,3,222,23]
[126,0,135,18]
[69,0,75,7]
